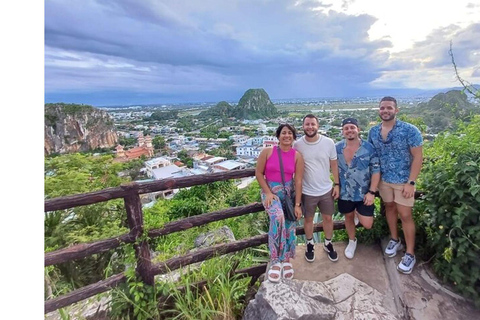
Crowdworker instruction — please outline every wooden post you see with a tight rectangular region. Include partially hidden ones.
[124,188,154,286]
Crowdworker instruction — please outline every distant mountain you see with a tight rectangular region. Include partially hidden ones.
[234,88,278,120]
[45,103,118,155]
[412,90,479,133]
[199,89,279,120]
[199,101,235,118]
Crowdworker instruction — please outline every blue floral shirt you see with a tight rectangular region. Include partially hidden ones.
[367,120,423,184]
[336,139,380,202]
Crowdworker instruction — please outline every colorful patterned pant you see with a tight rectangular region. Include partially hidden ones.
[261,180,296,264]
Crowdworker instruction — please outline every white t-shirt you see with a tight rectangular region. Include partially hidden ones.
[294,135,337,196]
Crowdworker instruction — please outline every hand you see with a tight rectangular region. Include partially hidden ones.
[363,193,375,206]
[295,206,303,220]
[402,183,415,198]
[332,185,340,200]
[264,192,278,207]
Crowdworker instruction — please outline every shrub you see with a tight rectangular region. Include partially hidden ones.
[418,116,480,306]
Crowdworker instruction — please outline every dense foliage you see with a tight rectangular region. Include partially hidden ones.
[45,154,143,295]
[415,115,480,306]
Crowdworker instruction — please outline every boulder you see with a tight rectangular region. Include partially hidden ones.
[194,225,235,248]
[243,273,399,320]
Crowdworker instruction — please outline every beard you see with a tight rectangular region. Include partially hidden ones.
[380,113,396,121]
[303,129,318,138]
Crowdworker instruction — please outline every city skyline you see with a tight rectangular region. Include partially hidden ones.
[45,0,480,106]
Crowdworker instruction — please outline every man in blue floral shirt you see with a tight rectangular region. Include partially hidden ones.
[336,118,380,259]
[368,96,423,274]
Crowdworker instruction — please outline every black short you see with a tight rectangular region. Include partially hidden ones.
[338,199,374,217]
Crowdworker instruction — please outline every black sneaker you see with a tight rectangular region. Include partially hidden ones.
[323,242,338,262]
[305,242,315,262]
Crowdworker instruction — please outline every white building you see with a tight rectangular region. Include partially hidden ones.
[212,160,247,172]
[236,145,263,158]
[145,157,172,178]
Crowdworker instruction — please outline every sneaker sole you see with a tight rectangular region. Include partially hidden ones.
[385,244,404,258]
[397,265,414,275]
[344,252,354,259]
[323,246,339,262]
[305,255,315,262]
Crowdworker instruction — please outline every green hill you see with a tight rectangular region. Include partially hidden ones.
[234,88,278,120]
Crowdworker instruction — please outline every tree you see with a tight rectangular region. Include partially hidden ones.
[153,136,166,150]
[45,153,135,291]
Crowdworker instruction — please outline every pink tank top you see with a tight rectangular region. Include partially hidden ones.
[264,146,296,183]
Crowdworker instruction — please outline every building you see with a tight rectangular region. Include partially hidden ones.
[211,159,247,172]
[145,157,172,178]
[236,145,262,158]
[115,132,154,161]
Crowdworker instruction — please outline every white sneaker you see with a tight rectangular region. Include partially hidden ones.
[397,253,416,274]
[344,238,357,259]
[385,239,403,257]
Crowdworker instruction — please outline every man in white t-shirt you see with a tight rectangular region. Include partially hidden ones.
[294,114,340,262]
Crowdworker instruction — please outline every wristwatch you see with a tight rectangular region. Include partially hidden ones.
[367,190,376,195]
[408,180,416,186]
[295,203,302,207]
[333,183,340,186]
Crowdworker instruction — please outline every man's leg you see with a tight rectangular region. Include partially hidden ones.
[344,211,358,259]
[397,204,415,255]
[319,191,338,261]
[344,211,356,240]
[396,203,416,274]
[302,194,317,262]
[384,201,399,240]
[322,213,333,240]
[304,215,314,240]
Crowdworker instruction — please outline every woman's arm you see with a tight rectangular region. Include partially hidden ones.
[255,147,276,207]
[294,151,305,219]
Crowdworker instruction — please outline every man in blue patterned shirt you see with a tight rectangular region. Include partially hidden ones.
[367,96,423,274]
[336,118,380,259]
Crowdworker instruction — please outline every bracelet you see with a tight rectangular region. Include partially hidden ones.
[333,183,340,186]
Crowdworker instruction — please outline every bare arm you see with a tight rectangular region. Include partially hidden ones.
[330,159,340,199]
[369,172,380,192]
[294,152,305,219]
[403,146,423,198]
[255,147,277,207]
[364,172,380,205]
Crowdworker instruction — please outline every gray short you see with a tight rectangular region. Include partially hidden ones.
[302,190,335,217]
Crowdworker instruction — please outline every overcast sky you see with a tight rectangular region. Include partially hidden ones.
[44,0,480,106]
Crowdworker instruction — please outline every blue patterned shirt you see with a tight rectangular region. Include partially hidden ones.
[336,139,380,202]
[367,120,423,184]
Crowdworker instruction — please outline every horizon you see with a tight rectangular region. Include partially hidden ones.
[47,86,472,108]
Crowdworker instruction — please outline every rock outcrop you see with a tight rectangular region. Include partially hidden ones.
[243,273,399,320]
[45,103,118,155]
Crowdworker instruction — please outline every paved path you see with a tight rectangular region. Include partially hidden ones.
[288,240,480,319]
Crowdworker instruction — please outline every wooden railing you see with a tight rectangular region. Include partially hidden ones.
[44,168,348,314]
[44,168,424,314]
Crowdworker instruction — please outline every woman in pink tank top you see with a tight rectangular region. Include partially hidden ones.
[255,123,304,282]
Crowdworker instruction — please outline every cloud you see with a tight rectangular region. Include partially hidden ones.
[44,0,480,105]
[371,23,480,89]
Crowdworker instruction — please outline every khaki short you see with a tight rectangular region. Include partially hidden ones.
[302,191,335,217]
[378,181,415,207]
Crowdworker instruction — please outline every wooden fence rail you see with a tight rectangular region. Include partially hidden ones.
[45,169,262,314]
[44,169,256,211]
[45,167,424,315]
[44,220,344,313]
